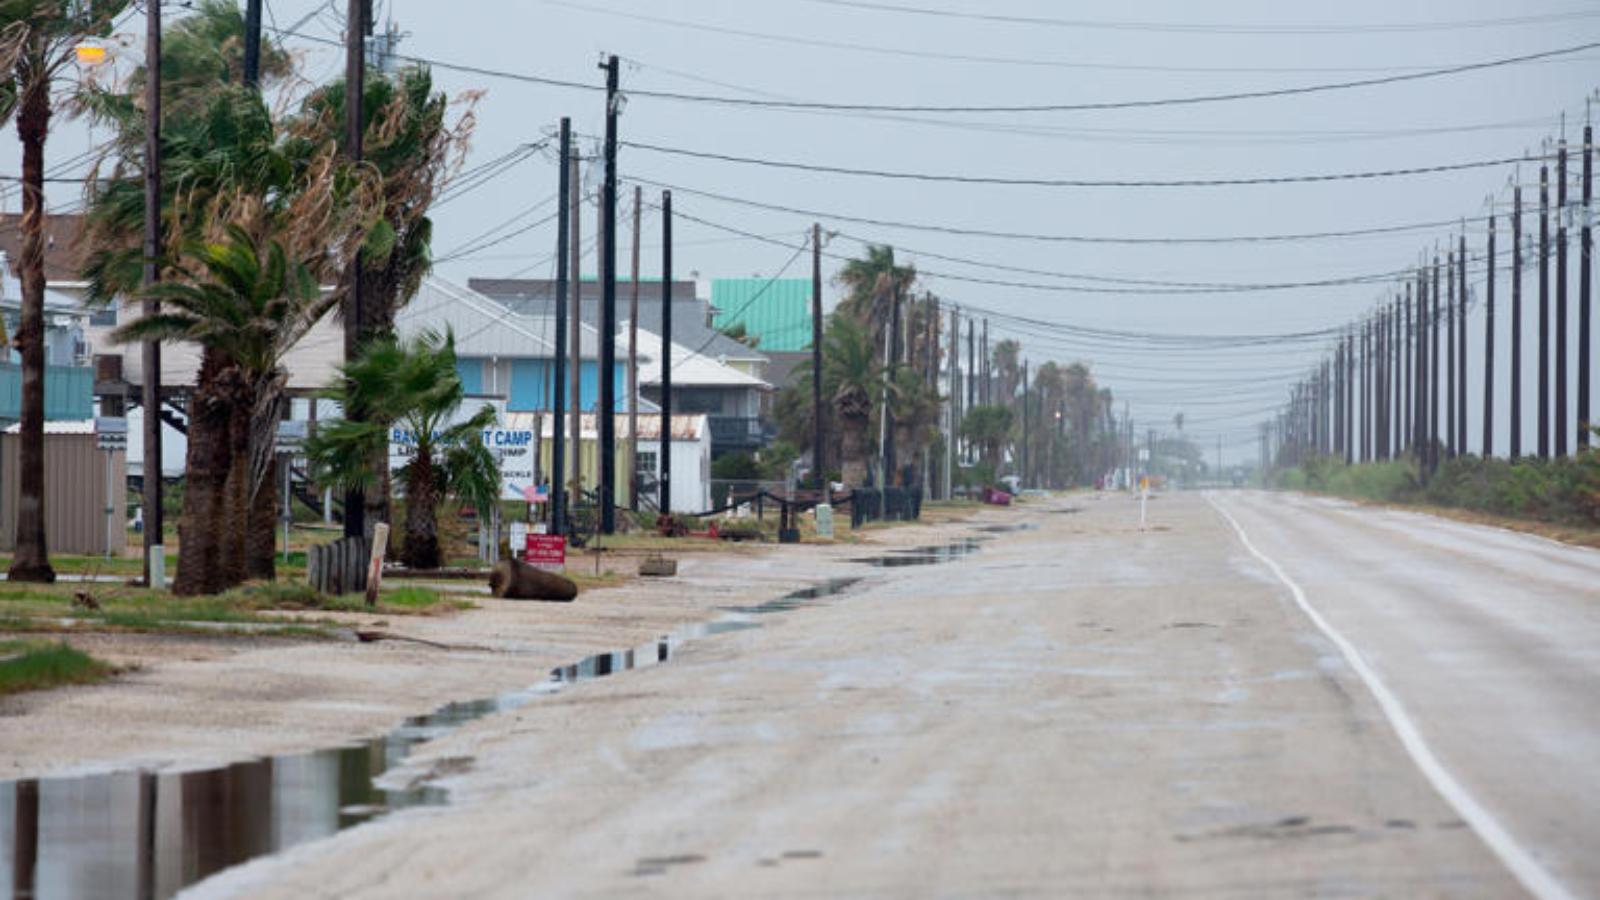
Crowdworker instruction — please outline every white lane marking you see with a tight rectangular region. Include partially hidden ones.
[1206,492,1577,900]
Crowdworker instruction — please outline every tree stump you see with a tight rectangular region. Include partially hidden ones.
[488,558,578,602]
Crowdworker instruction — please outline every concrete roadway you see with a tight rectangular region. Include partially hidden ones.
[191,491,1598,899]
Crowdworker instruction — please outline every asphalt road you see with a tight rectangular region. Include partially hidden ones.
[186,491,1598,899]
[1211,491,1600,900]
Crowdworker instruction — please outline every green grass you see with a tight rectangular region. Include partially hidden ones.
[0,640,113,696]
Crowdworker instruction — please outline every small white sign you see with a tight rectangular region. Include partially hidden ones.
[95,416,127,452]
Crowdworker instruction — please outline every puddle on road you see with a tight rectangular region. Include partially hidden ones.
[553,577,863,685]
[850,539,985,567]
[977,522,1040,533]
[0,577,869,899]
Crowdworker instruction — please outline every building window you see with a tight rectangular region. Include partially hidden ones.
[638,450,658,475]
[89,307,117,327]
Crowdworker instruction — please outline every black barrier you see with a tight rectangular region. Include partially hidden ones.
[846,487,923,529]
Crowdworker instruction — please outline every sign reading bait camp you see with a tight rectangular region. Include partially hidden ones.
[389,426,540,501]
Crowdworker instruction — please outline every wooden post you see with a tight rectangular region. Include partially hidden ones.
[364,523,389,607]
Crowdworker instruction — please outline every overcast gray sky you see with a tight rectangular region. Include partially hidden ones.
[6,0,1595,464]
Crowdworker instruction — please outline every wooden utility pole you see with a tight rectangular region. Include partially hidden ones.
[1555,141,1569,457]
[1447,249,1456,458]
[1512,188,1524,460]
[1484,214,1496,457]
[341,0,368,539]
[1020,360,1030,487]
[948,305,960,493]
[1457,234,1468,455]
[1539,162,1551,458]
[1431,258,1441,474]
[660,193,674,513]
[551,119,571,536]
[811,223,825,494]
[568,153,582,510]
[627,184,641,509]
[243,0,263,87]
[1580,125,1594,449]
[598,55,619,533]
[141,0,164,586]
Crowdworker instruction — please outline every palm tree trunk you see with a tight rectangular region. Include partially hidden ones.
[245,455,276,581]
[840,420,868,488]
[401,455,441,570]
[6,75,54,584]
[221,397,251,588]
[174,351,236,595]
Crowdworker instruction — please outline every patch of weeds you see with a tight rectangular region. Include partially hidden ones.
[0,640,112,695]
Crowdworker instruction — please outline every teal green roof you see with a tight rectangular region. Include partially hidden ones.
[711,279,813,352]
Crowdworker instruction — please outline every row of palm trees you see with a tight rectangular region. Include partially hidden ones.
[774,244,1119,491]
[3,1,471,592]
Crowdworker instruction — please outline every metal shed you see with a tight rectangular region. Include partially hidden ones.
[0,421,127,556]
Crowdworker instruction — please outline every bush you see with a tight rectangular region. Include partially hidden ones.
[1281,450,1600,527]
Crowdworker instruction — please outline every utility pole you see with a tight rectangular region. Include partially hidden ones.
[1394,298,1404,456]
[341,0,368,540]
[1512,187,1523,460]
[811,223,825,495]
[972,318,985,403]
[1457,234,1468,454]
[1345,331,1355,463]
[598,54,620,533]
[1414,268,1426,464]
[1484,214,1496,457]
[660,192,674,513]
[627,184,641,510]
[1555,140,1570,457]
[885,283,901,484]
[1539,161,1551,458]
[551,119,571,536]
[1021,360,1030,487]
[1402,288,1412,455]
[141,0,164,587]
[243,0,263,87]
[568,152,582,510]
[946,306,958,498]
[1580,124,1594,449]
[1447,249,1456,458]
[1431,257,1441,474]
[966,318,975,411]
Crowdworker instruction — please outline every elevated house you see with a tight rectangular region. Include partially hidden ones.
[469,278,774,457]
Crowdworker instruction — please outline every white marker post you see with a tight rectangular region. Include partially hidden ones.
[94,418,127,559]
[364,522,389,608]
[1139,476,1149,532]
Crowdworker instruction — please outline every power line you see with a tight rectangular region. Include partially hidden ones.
[790,1,1600,36]
[624,175,1489,246]
[266,23,1600,116]
[620,139,1543,188]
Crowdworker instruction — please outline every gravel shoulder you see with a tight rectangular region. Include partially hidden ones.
[0,508,1003,780]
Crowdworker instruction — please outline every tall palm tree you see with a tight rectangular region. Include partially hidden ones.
[836,244,915,354]
[306,329,498,571]
[0,0,130,582]
[116,228,331,592]
[819,316,880,487]
[289,66,466,535]
[991,339,1022,406]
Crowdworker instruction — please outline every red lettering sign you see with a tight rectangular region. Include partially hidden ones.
[523,535,567,571]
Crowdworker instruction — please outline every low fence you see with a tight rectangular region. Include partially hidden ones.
[846,487,923,529]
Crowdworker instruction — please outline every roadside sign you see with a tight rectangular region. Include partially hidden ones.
[523,534,566,572]
[94,416,127,452]
[509,521,529,555]
[276,420,309,455]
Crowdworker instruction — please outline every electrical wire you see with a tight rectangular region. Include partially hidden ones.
[620,138,1543,189]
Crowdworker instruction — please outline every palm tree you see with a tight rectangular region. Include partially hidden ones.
[819,316,880,487]
[287,65,472,536]
[0,0,130,582]
[116,228,332,592]
[836,244,915,353]
[306,329,498,570]
[962,404,1014,471]
[992,339,1022,405]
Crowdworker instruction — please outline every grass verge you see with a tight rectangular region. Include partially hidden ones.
[0,640,113,696]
